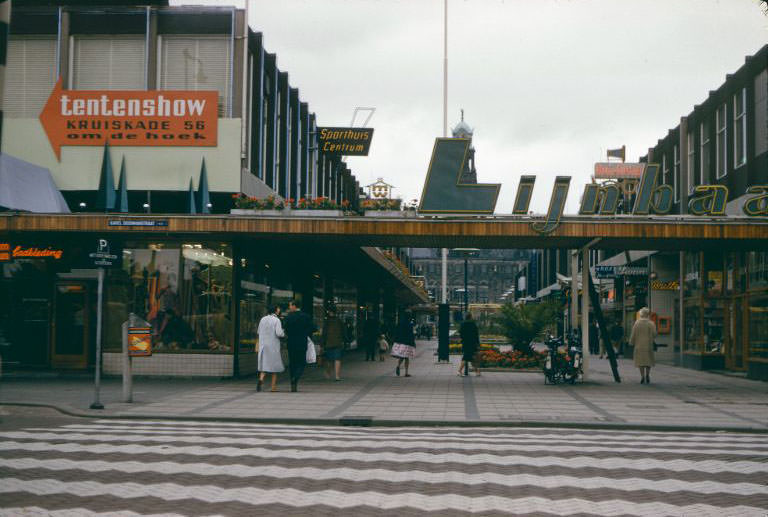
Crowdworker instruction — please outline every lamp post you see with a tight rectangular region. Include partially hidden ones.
[453,248,479,316]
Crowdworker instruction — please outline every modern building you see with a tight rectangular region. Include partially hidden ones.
[529,44,768,380]
[0,1,426,377]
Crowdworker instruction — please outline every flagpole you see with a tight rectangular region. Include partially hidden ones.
[441,0,448,305]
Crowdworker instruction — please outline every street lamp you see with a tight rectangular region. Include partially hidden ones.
[453,248,479,315]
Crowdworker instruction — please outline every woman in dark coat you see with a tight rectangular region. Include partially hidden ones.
[391,313,415,377]
[457,313,480,376]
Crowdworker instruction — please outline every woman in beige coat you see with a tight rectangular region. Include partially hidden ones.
[630,307,657,384]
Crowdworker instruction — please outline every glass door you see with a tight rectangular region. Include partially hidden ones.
[51,282,90,369]
[725,297,746,370]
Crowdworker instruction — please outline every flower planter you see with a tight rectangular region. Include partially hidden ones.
[290,209,344,217]
[364,210,417,218]
[230,209,289,216]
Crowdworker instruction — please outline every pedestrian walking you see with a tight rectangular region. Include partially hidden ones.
[322,306,345,381]
[362,312,380,361]
[630,307,657,384]
[610,322,624,357]
[457,313,480,377]
[257,305,284,392]
[283,300,315,392]
[391,312,415,377]
[378,333,390,361]
[589,318,600,357]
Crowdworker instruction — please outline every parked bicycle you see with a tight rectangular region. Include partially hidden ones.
[543,331,583,385]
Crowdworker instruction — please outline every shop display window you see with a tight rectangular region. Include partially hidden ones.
[748,252,768,290]
[748,296,768,361]
[683,252,701,298]
[105,242,233,353]
[684,303,701,352]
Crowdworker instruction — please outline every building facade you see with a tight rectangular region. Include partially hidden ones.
[0,1,425,377]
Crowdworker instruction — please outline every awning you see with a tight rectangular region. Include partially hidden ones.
[0,153,70,213]
[536,282,561,299]
[597,250,654,267]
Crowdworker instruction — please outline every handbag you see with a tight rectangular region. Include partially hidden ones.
[306,337,317,364]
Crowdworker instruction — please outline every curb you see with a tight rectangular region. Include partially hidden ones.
[2,401,766,434]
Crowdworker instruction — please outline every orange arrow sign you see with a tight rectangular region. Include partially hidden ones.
[39,79,218,160]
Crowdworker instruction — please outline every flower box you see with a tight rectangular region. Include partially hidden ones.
[230,209,289,216]
[364,210,416,218]
[289,209,344,217]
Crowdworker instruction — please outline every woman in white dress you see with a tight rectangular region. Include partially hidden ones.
[257,305,285,392]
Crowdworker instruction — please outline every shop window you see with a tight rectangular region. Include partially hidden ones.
[684,304,701,353]
[699,119,711,185]
[748,251,768,290]
[687,130,696,193]
[71,35,145,90]
[160,35,231,117]
[3,36,57,118]
[673,144,680,202]
[105,242,233,354]
[733,88,747,168]
[748,296,768,360]
[683,251,700,298]
[715,103,727,179]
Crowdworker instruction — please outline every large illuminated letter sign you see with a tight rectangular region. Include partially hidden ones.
[418,138,500,214]
[579,183,620,215]
[531,176,571,234]
[688,185,728,215]
[512,176,536,214]
[632,164,673,215]
[743,186,768,216]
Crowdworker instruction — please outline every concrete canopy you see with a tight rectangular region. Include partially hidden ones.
[0,154,70,213]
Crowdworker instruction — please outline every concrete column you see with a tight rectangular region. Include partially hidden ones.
[570,251,578,334]
[582,246,591,380]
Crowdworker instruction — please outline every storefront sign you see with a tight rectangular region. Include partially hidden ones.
[108,219,169,227]
[595,265,648,278]
[317,127,374,156]
[88,239,121,268]
[0,243,64,261]
[652,280,680,290]
[594,162,645,179]
[40,79,218,160]
[0,243,10,262]
[128,326,152,357]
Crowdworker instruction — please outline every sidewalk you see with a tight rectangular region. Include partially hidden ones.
[2,340,766,432]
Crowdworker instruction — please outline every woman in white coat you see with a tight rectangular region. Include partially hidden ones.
[257,305,285,392]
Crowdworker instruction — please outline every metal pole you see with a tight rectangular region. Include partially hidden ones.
[679,251,685,365]
[440,0,448,306]
[441,248,448,303]
[90,267,105,410]
[463,256,468,314]
[570,251,579,334]
[443,0,448,139]
[122,317,132,403]
[581,247,591,380]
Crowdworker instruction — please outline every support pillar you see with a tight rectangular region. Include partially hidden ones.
[570,251,579,334]
[581,247,590,380]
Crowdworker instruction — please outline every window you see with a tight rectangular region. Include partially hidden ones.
[3,36,57,118]
[159,35,231,116]
[699,121,710,185]
[662,153,669,186]
[734,88,747,168]
[673,144,680,202]
[72,35,145,90]
[716,103,727,179]
[687,130,696,193]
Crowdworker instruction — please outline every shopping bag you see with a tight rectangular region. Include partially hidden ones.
[306,337,317,364]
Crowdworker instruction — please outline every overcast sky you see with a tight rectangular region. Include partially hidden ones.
[173,0,767,213]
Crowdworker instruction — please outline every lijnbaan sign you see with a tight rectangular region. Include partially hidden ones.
[417,138,768,233]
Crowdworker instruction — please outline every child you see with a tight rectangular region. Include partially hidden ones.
[378,334,389,361]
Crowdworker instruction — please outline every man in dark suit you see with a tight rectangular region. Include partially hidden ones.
[283,300,314,392]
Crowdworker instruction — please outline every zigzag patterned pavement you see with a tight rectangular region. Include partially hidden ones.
[0,418,766,516]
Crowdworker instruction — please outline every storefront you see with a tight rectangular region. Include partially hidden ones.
[0,233,427,376]
[680,250,768,378]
